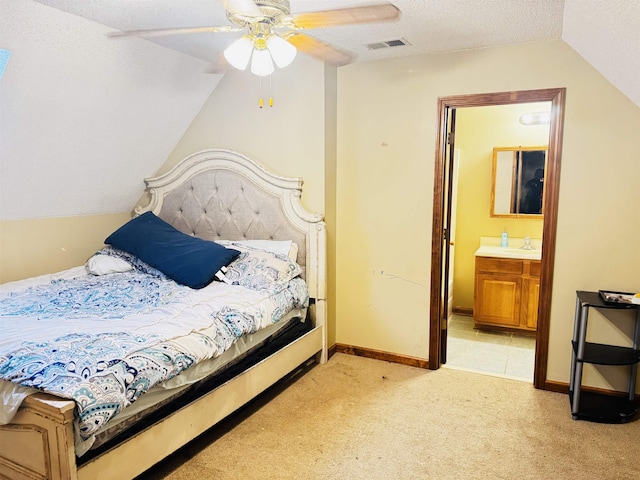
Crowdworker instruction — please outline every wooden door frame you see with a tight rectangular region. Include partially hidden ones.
[428,88,566,389]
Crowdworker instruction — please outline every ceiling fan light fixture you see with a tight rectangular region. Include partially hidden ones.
[111,1,404,78]
[223,35,253,70]
[267,35,297,68]
[251,47,275,76]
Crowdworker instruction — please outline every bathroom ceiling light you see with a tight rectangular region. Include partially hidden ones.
[519,112,551,126]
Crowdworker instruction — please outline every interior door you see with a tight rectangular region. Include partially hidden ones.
[439,108,457,364]
[447,148,461,322]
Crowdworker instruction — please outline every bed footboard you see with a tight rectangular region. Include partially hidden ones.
[0,394,77,480]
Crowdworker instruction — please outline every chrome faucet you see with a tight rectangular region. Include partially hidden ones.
[520,236,535,250]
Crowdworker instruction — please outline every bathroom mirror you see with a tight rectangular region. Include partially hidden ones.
[491,146,547,217]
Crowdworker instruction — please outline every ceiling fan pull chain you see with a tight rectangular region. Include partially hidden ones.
[269,74,274,107]
[258,75,264,108]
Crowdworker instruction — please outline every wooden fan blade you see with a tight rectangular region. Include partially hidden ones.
[291,4,400,29]
[107,25,242,39]
[286,33,353,67]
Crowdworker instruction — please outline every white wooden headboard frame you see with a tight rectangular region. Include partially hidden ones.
[135,148,327,361]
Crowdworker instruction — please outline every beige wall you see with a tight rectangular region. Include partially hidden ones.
[0,213,131,283]
[157,55,328,216]
[336,39,640,391]
[452,103,547,310]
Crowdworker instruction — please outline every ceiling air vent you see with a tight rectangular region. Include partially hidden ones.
[364,38,411,50]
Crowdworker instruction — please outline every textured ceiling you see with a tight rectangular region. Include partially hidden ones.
[562,0,640,107]
[34,1,564,62]
[30,0,640,105]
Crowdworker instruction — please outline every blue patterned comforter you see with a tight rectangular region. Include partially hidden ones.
[0,249,308,441]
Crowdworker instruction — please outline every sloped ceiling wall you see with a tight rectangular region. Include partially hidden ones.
[563,0,640,107]
[0,0,222,221]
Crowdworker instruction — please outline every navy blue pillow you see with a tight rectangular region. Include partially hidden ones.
[105,212,240,289]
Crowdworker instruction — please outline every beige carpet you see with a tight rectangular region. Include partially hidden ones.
[139,353,640,480]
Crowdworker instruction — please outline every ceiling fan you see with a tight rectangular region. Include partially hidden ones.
[108,0,401,76]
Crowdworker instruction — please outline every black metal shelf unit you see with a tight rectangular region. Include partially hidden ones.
[569,291,640,423]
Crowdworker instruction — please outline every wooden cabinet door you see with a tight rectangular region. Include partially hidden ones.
[475,273,522,327]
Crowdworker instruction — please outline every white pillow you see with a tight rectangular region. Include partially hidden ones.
[216,240,298,261]
[218,248,302,294]
[86,254,133,275]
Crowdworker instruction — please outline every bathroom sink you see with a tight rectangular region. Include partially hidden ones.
[474,245,541,260]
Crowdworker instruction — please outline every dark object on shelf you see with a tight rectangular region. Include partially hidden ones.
[569,291,640,423]
[599,290,636,305]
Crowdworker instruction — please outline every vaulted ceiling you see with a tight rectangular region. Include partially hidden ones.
[2,1,638,221]
[35,0,640,106]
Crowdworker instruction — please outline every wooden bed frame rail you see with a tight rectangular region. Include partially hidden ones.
[0,327,323,480]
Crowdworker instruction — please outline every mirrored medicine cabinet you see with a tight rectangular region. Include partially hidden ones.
[491,146,547,217]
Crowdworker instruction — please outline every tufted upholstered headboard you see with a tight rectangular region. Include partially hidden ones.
[135,149,326,305]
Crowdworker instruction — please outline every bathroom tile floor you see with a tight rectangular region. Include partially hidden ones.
[443,314,535,382]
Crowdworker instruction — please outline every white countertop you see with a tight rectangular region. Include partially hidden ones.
[474,245,541,260]
[474,236,542,260]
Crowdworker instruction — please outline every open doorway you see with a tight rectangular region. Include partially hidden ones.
[445,103,550,381]
[429,89,566,390]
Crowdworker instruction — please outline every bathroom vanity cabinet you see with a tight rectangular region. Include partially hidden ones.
[474,255,540,332]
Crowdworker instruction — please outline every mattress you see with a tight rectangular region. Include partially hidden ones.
[0,246,309,455]
[82,313,311,460]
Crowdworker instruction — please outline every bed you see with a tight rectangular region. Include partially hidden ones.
[0,149,327,480]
